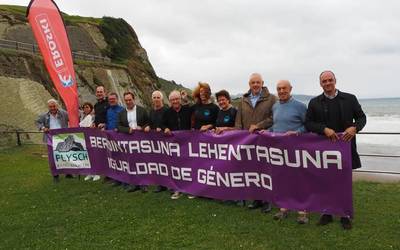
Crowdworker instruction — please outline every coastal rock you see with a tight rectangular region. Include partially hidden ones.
[0,5,188,144]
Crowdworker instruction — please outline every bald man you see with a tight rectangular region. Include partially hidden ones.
[144,90,169,193]
[235,73,277,133]
[144,90,168,133]
[305,70,366,230]
[270,80,307,135]
[162,90,193,199]
[36,99,69,133]
[235,73,277,212]
[270,80,308,223]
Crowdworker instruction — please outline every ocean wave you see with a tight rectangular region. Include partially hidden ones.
[363,115,400,132]
[357,115,400,146]
[365,113,400,119]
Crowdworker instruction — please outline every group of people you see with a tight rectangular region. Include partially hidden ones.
[35,70,366,230]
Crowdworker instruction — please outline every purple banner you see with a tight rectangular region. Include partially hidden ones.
[47,128,353,217]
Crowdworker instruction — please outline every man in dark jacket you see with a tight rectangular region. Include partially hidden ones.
[162,90,192,200]
[305,70,366,230]
[117,92,149,133]
[117,91,149,192]
[144,90,169,193]
[162,90,192,134]
[92,85,111,182]
[93,85,109,129]
[144,90,168,133]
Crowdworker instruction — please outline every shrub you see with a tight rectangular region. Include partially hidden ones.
[99,17,135,62]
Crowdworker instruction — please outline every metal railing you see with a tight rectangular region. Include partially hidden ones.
[357,132,400,159]
[353,132,400,176]
[0,130,44,146]
[0,38,111,63]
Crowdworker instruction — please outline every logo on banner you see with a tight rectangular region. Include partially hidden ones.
[52,133,91,169]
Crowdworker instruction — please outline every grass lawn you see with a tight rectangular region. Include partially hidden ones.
[0,145,399,249]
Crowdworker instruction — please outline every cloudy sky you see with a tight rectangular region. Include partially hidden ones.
[2,0,400,98]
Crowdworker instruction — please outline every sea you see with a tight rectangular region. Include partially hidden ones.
[357,98,400,172]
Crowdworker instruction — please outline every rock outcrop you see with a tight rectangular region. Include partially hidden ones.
[0,5,189,142]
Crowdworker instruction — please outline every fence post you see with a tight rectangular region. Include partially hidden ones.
[15,41,18,50]
[16,130,21,146]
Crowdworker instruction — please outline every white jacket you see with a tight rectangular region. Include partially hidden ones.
[79,114,94,128]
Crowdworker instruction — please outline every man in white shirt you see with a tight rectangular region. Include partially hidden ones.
[117,92,149,192]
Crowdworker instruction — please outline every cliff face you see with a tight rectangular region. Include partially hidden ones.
[0,5,186,138]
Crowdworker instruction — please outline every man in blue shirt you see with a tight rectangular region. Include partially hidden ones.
[270,80,307,135]
[270,80,308,224]
[105,92,124,187]
[106,93,124,130]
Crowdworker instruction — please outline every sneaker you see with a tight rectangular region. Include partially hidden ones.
[92,175,101,181]
[317,214,333,226]
[273,210,289,220]
[187,195,196,199]
[297,214,309,224]
[84,175,93,181]
[340,217,352,230]
[171,191,181,200]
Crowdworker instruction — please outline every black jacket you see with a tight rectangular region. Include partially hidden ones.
[162,105,192,131]
[305,91,366,169]
[117,106,149,133]
[149,106,168,129]
[94,97,109,126]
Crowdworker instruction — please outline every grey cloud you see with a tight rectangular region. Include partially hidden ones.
[4,0,400,98]
[364,44,400,55]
